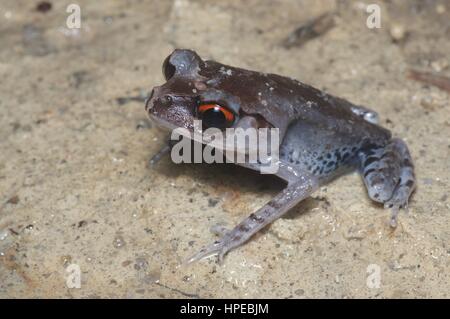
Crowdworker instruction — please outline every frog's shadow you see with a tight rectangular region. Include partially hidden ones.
[152,158,320,219]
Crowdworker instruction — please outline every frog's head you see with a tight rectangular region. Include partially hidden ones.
[146,49,203,131]
[145,49,277,133]
[145,49,286,160]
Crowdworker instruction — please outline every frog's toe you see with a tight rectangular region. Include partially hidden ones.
[384,200,404,228]
[360,138,416,228]
[384,180,415,228]
[185,239,230,265]
[384,193,410,228]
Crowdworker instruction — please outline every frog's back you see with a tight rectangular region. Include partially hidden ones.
[268,74,392,180]
[201,60,391,143]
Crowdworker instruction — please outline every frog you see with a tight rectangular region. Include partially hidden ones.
[145,49,416,263]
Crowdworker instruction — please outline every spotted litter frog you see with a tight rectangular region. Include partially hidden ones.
[145,49,416,263]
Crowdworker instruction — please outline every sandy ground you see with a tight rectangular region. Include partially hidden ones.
[0,0,449,298]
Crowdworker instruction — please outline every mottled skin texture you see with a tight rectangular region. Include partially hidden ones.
[145,49,416,263]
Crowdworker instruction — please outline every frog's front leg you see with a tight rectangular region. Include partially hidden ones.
[360,138,416,227]
[148,144,171,166]
[186,164,319,264]
[148,135,177,166]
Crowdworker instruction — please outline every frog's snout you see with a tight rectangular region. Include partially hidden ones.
[145,85,166,113]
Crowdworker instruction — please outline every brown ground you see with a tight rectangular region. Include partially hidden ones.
[0,0,449,298]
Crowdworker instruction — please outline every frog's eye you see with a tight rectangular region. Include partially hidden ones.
[198,103,235,129]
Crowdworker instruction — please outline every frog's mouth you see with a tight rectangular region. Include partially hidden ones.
[146,88,275,158]
[147,113,179,132]
[149,115,277,165]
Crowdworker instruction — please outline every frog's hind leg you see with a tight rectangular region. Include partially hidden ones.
[383,139,416,226]
[359,138,416,227]
[186,165,319,264]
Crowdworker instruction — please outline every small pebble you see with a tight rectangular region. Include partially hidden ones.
[0,229,8,241]
[436,4,446,14]
[431,58,449,73]
[389,23,406,41]
[113,235,126,248]
[60,255,72,267]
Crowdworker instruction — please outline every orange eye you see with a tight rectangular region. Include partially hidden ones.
[198,103,235,129]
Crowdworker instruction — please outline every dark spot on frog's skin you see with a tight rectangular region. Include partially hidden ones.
[238,224,250,232]
[364,156,379,167]
[326,153,332,159]
[250,213,264,223]
[405,180,414,188]
[326,161,335,168]
[370,176,385,187]
[364,168,377,178]
[403,158,413,167]
[268,200,283,210]
[379,152,391,161]
[232,235,242,242]
[334,151,342,162]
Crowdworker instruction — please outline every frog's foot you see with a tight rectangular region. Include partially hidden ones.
[384,198,406,228]
[186,174,319,264]
[360,138,416,227]
[186,232,241,265]
[384,177,414,227]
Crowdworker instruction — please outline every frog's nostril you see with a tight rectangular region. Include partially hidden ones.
[160,95,172,106]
